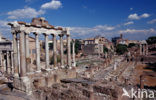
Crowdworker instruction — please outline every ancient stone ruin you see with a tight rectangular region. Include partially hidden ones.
[7,17,76,95]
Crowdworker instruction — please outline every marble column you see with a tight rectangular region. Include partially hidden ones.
[11,52,14,74]
[72,39,76,67]
[17,39,20,74]
[6,51,11,74]
[142,44,146,55]
[52,34,57,68]
[140,44,142,55]
[19,31,26,77]
[25,33,30,72]
[0,51,3,73]
[44,34,49,69]
[34,33,41,72]
[12,32,19,77]
[67,34,71,68]
[59,34,64,68]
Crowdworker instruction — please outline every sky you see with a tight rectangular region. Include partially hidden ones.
[0,0,156,40]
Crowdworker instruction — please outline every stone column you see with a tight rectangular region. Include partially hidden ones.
[146,44,148,55]
[44,34,49,69]
[67,34,71,68]
[19,31,26,77]
[6,51,11,74]
[0,51,2,69]
[1,53,4,73]
[34,33,41,72]
[12,32,19,77]
[59,34,64,68]
[25,33,30,72]
[52,34,57,68]
[140,44,142,55]
[11,52,14,74]
[72,39,76,67]
[17,39,20,73]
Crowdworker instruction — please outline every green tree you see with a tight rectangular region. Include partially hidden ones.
[103,46,108,53]
[128,43,136,48]
[116,44,128,55]
[146,36,156,45]
[75,39,82,54]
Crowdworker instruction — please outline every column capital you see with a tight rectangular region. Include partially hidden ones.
[59,34,64,37]
[51,34,57,37]
[33,32,39,36]
[43,33,49,36]
[11,30,17,34]
[72,39,75,42]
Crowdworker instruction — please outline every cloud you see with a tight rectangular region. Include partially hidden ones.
[130,8,133,11]
[119,28,156,34]
[7,7,45,19]
[141,13,150,18]
[70,25,116,39]
[0,20,11,39]
[124,21,134,26]
[41,0,62,10]
[147,19,156,24]
[128,13,150,20]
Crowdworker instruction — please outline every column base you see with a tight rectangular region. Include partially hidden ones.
[61,65,65,69]
[13,76,32,95]
[72,62,76,67]
[54,67,58,70]
[46,68,52,71]
[36,70,41,73]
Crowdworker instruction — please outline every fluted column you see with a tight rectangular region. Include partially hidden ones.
[19,31,26,77]
[12,32,19,77]
[25,33,30,72]
[67,34,71,68]
[59,34,64,68]
[6,51,11,74]
[72,39,76,67]
[34,33,41,72]
[52,34,57,68]
[44,34,49,69]
[11,52,14,74]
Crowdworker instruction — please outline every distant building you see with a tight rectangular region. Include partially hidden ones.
[0,35,13,73]
[112,34,139,46]
[82,36,113,55]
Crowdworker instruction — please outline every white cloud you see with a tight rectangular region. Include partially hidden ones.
[124,21,134,26]
[147,19,156,24]
[0,20,11,38]
[119,28,156,34]
[141,13,150,18]
[70,25,115,37]
[128,13,150,20]
[128,13,140,20]
[0,20,9,28]
[41,0,62,10]
[7,7,45,19]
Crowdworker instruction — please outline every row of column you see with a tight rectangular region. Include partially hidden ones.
[0,51,14,75]
[12,31,76,77]
[140,44,148,55]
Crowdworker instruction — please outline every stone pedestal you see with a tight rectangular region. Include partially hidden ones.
[13,76,32,95]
